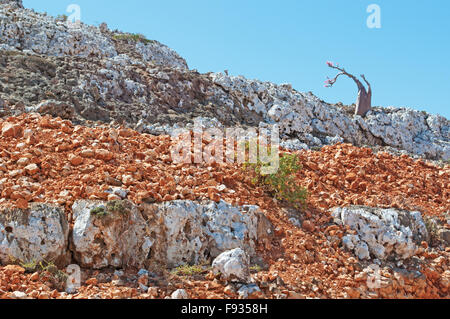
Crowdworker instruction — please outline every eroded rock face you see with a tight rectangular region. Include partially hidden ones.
[1,2,448,160]
[71,200,153,269]
[142,200,273,267]
[0,0,22,8]
[332,206,429,261]
[70,200,273,269]
[0,1,187,68]
[210,73,450,160]
[0,203,69,266]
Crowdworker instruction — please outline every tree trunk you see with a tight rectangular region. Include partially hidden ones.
[326,64,372,117]
[355,85,372,116]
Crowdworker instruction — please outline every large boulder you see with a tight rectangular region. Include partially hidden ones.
[332,206,429,261]
[70,199,273,269]
[142,200,273,267]
[71,200,153,269]
[0,203,70,266]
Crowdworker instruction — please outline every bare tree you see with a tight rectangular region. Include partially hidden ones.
[325,62,372,117]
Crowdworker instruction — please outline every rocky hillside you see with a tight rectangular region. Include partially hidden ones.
[0,0,448,161]
[0,0,449,300]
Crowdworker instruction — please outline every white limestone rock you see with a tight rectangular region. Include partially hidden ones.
[71,200,272,269]
[332,206,429,261]
[171,289,189,299]
[142,200,273,267]
[212,248,250,282]
[135,41,188,69]
[209,72,449,160]
[0,203,70,266]
[0,2,187,69]
[71,200,153,269]
[237,284,263,299]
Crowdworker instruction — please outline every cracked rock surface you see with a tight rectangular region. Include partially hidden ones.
[332,206,429,261]
[0,203,69,266]
[0,1,448,160]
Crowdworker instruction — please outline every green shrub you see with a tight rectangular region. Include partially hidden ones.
[90,201,128,218]
[424,217,440,245]
[245,153,308,209]
[90,206,107,217]
[56,14,68,22]
[171,264,206,277]
[20,260,38,273]
[112,33,154,44]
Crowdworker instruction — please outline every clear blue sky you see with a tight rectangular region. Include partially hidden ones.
[24,0,450,118]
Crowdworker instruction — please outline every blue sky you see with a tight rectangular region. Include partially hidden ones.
[24,0,450,118]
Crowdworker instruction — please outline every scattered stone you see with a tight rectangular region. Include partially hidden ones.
[69,154,84,166]
[24,163,39,175]
[11,291,29,299]
[438,229,450,246]
[302,220,315,232]
[171,289,189,299]
[237,284,263,299]
[212,248,250,283]
[1,122,22,138]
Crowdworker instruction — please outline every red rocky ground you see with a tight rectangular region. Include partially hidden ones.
[0,113,448,299]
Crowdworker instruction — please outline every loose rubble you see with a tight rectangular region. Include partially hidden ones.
[0,0,448,300]
[1,2,448,160]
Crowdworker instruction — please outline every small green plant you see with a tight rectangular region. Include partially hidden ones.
[112,33,154,44]
[424,217,440,245]
[250,265,263,273]
[20,260,38,273]
[90,201,129,218]
[171,264,208,277]
[245,153,308,209]
[90,206,108,217]
[56,14,68,22]
[17,259,68,289]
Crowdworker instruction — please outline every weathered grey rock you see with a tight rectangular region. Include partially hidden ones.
[210,73,449,160]
[0,204,70,266]
[26,100,75,120]
[71,200,272,269]
[212,248,250,282]
[135,41,187,69]
[0,2,187,69]
[142,200,273,267]
[1,2,447,160]
[438,229,450,246]
[71,200,153,269]
[0,0,22,8]
[105,187,128,199]
[171,289,189,299]
[332,206,429,261]
[237,284,263,299]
